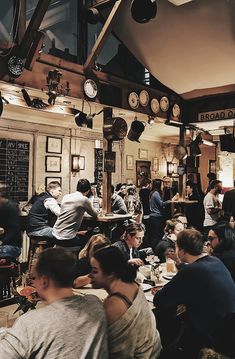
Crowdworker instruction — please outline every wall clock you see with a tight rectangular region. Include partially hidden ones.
[83,79,98,99]
[128,92,139,109]
[7,56,24,78]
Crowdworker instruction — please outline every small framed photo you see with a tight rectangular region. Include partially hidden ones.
[46,136,62,154]
[45,156,61,173]
[45,177,62,188]
[152,157,159,172]
[126,155,134,170]
[104,151,116,173]
[139,149,148,159]
[209,160,216,174]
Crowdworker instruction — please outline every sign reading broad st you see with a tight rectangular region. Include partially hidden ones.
[198,108,235,122]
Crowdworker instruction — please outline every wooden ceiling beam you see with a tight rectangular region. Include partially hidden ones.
[18,0,51,59]
[181,84,235,101]
[84,0,125,73]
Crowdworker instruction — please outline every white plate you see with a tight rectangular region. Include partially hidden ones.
[141,283,152,292]
[162,273,176,280]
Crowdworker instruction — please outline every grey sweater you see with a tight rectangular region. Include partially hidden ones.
[0,295,108,359]
[53,191,98,240]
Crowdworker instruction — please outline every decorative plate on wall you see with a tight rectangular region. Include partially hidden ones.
[160,96,170,112]
[139,90,149,107]
[150,98,160,114]
[172,103,181,118]
[128,92,139,109]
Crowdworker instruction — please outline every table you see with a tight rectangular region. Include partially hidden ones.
[82,213,133,239]
[169,199,198,217]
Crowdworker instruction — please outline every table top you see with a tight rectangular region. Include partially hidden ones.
[169,199,198,204]
[83,213,133,223]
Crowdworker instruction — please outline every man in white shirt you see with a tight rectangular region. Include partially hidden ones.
[203,180,223,235]
[27,181,62,240]
[0,247,108,358]
[53,179,99,247]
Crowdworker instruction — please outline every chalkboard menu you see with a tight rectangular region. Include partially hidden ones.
[94,149,103,195]
[0,139,30,202]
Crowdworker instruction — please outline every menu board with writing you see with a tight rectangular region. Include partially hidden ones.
[0,139,30,202]
[94,149,103,195]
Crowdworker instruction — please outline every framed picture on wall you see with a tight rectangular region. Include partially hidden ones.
[209,160,216,173]
[136,160,151,187]
[46,136,62,154]
[126,155,134,170]
[152,157,159,172]
[138,149,148,159]
[45,156,61,172]
[45,177,62,187]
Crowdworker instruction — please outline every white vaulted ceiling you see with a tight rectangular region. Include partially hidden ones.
[113,0,235,97]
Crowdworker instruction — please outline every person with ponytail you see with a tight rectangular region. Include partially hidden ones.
[89,246,162,358]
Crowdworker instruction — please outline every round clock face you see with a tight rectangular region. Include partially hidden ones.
[150,98,160,114]
[8,56,24,78]
[139,90,149,107]
[160,96,169,112]
[128,92,139,109]
[83,79,98,99]
[172,103,181,118]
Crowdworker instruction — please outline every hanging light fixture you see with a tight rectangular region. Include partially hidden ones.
[127,117,146,143]
[131,0,157,23]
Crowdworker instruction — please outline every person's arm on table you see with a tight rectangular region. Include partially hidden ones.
[74,274,91,288]
[84,198,99,217]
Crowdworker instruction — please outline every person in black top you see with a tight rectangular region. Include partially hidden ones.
[139,178,151,246]
[0,183,22,259]
[185,180,204,231]
[27,181,62,240]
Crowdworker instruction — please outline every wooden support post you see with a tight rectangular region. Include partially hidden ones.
[19,0,51,59]
[84,0,124,73]
[179,125,186,200]
[13,0,26,44]
[102,107,113,214]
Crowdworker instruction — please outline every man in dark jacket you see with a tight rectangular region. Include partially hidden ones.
[27,181,61,240]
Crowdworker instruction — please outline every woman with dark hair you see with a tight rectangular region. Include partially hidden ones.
[208,222,235,281]
[149,179,178,251]
[113,223,148,266]
[89,246,162,358]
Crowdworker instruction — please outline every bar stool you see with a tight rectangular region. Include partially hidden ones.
[28,236,50,275]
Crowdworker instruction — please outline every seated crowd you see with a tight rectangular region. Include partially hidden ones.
[0,175,235,358]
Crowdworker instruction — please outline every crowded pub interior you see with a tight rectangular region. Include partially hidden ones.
[0,0,235,358]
